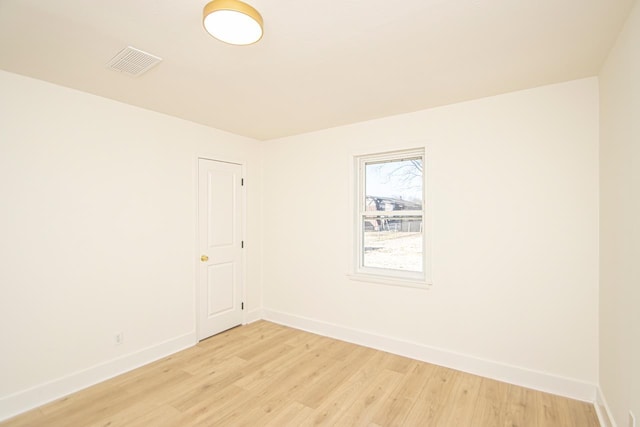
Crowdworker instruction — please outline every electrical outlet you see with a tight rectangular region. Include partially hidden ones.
[630,411,636,427]
[115,332,123,345]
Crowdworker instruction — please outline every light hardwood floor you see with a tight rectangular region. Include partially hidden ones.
[1,321,599,427]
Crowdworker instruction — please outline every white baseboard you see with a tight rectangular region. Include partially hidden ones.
[245,308,263,324]
[262,308,598,403]
[1,310,601,423]
[0,332,196,422]
[595,386,617,427]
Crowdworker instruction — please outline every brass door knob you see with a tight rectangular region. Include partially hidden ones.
[200,255,209,262]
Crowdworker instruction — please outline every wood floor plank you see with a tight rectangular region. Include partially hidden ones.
[404,365,459,426]
[438,370,483,426]
[343,349,401,385]
[191,346,333,425]
[262,401,314,426]
[234,327,300,361]
[175,384,247,425]
[232,338,328,392]
[114,404,185,427]
[109,363,193,400]
[84,400,164,427]
[502,383,538,427]
[395,361,439,401]
[27,388,137,427]
[167,356,247,411]
[0,321,601,427]
[568,398,601,427]
[370,394,414,427]
[370,361,435,426]
[472,376,511,426]
[536,389,573,427]
[249,350,345,410]
[384,353,416,374]
[331,368,404,426]
[301,364,381,426]
[114,344,207,380]
[297,344,377,409]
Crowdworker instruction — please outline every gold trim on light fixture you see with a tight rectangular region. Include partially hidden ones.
[203,0,263,46]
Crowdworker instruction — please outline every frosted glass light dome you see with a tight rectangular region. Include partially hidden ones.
[203,0,263,46]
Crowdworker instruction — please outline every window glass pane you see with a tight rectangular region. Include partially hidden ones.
[362,215,423,272]
[365,158,422,211]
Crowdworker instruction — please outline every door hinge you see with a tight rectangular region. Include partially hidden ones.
[241,240,244,248]
[241,302,244,310]
[241,178,244,186]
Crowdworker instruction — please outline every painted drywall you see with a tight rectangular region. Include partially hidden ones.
[0,70,263,419]
[599,0,640,424]
[0,67,604,419]
[262,78,600,397]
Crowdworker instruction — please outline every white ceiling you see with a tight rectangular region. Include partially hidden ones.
[0,0,635,140]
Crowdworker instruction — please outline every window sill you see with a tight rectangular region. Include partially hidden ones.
[347,273,432,290]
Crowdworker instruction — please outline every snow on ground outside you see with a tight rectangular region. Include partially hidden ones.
[363,232,422,272]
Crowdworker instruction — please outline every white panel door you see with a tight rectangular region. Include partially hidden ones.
[198,158,243,340]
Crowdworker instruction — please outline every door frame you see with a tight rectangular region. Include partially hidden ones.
[195,155,247,340]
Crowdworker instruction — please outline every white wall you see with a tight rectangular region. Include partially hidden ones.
[0,70,262,420]
[0,68,606,419]
[262,78,600,399]
[599,0,640,425]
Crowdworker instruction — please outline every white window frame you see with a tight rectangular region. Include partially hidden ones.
[351,147,431,289]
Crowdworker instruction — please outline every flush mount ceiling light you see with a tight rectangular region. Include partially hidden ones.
[203,0,263,45]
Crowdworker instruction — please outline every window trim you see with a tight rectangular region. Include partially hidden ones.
[351,147,432,288]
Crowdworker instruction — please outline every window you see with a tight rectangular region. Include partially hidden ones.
[353,148,429,286]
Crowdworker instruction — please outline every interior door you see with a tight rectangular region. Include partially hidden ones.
[198,158,243,340]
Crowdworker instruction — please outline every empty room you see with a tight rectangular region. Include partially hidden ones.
[0,0,638,426]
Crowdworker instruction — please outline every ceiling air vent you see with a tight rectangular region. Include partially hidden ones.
[106,46,162,77]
